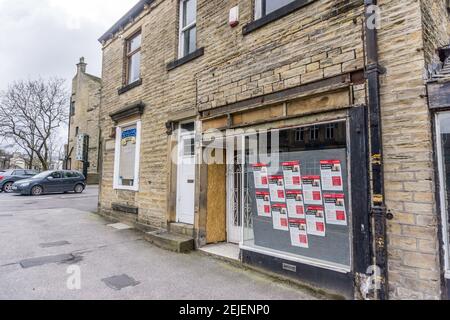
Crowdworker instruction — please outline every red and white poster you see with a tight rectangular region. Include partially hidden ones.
[271,203,289,231]
[289,218,309,248]
[286,190,306,219]
[306,206,326,237]
[320,160,344,192]
[302,176,323,205]
[252,163,269,189]
[324,194,348,226]
[268,175,286,203]
[256,191,272,218]
[282,161,302,190]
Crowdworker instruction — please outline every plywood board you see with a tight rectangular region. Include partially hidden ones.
[206,162,227,244]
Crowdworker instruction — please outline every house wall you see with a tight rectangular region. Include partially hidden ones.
[68,65,101,184]
[420,0,449,68]
[378,0,449,299]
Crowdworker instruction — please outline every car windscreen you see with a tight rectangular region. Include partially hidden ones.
[32,171,53,179]
[1,170,14,176]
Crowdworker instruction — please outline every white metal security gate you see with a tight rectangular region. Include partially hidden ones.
[227,163,243,244]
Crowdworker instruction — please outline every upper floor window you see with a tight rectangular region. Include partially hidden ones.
[255,0,296,19]
[179,0,197,58]
[126,32,142,85]
[326,124,337,140]
[310,125,319,141]
[70,100,75,116]
[295,128,305,142]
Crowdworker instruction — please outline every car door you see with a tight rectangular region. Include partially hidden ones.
[44,171,64,193]
[63,171,78,191]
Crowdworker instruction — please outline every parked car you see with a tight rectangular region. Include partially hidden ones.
[0,169,38,193]
[11,170,86,196]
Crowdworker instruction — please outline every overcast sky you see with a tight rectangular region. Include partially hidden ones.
[0,0,138,90]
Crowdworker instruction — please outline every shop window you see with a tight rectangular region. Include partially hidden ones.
[126,32,142,85]
[241,121,351,270]
[114,121,141,191]
[436,113,450,277]
[179,0,197,58]
[255,0,296,19]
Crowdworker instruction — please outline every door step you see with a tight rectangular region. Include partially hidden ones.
[169,223,195,237]
[144,230,194,253]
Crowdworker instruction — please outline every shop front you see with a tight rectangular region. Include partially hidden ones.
[428,69,450,299]
[200,102,371,299]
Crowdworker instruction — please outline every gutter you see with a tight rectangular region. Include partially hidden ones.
[98,0,154,43]
[364,0,390,300]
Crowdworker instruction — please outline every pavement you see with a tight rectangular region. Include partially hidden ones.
[0,186,319,300]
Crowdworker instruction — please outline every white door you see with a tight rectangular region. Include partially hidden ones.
[176,128,196,225]
[227,163,243,244]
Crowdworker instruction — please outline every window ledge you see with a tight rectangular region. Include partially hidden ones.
[243,0,315,35]
[113,185,140,192]
[118,79,143,95]
[167,47,204,71]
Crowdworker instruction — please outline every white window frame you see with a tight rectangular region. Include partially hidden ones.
[435,112,450,278]
[113,120,142,192]
[178,0,197,59]
[126,32,142,85]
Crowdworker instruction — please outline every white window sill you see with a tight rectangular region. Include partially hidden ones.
[445,270,450,279]
[113,185,139,192]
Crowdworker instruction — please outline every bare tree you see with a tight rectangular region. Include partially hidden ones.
[0,78,68,170]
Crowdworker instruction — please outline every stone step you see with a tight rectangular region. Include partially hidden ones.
[144,230,194,253]
[169,223,195,237]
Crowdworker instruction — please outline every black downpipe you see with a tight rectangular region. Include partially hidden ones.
[364,0,389,300]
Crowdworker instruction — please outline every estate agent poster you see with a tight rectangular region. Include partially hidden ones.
[306,206,326,237]
[271,203,289,231]
[324,194,348,226]
[286,190,306,219]
[269,175,286,203]
[302,176,323,205]
[253,163,269,189]
[289,218,309,248]
[282,161,302,190]
[256,191,272,217]
[320,160,344,191]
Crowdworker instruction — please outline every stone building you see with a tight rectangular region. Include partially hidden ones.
[97,0,450,299]
[65,58,102,184]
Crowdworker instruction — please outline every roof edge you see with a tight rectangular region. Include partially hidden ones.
[98,0,153,43]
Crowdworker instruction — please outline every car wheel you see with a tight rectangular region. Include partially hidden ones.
[74,184,84,194]
[31,185,43,196]
[3,182,13,193]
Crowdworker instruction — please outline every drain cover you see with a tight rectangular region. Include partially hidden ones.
[102,274,140,291]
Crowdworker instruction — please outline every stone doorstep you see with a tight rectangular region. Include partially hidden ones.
[169,222,195,237]
[144,230,195,254]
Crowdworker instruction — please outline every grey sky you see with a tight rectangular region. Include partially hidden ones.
[0,0,138,90]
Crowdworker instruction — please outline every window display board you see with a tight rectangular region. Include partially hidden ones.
[246,149,351,267]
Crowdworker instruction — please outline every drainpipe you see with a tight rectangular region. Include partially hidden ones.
[364,0,389,300]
